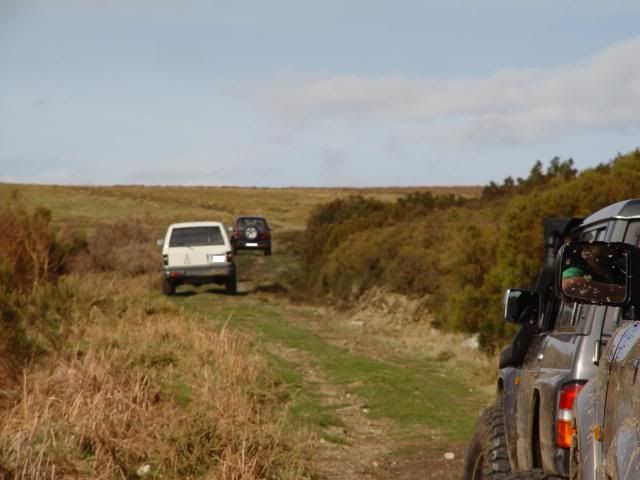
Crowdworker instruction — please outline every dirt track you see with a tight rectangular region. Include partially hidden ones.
[177,254,493,480]
[270,307,471,480]
[221,271,490,479]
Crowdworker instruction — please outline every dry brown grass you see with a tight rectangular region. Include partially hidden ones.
[0,275,315,479]
[71,218,160,276]
[0,183,481,232]
[0,182,485,478]
[344,287,498,389]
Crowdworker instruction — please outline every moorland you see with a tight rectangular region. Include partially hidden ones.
[2,149,640,479]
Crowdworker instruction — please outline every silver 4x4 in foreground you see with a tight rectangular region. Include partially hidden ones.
[160,221,237,295]
[464,199,640,480]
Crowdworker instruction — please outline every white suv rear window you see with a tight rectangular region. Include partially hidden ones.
[170,227,224,247]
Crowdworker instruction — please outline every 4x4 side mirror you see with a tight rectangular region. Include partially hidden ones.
[504,289,539,324]
[556,241,634,306]
[156,239,164,247]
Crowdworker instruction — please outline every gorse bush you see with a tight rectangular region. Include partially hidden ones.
[0,199,65,293]
[298,151,640,350]
[453,150,640,348]
[482,157,578,198]
[0,198,77,378]
[301,192,467,294]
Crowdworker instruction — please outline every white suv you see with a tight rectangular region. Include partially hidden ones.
[161,221,236,295]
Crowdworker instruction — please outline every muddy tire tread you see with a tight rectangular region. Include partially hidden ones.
[463,404,511,479]
[505,469,563,479]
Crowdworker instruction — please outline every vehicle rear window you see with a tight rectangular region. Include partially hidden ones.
[237,218,268,231]
[169,227,225,247]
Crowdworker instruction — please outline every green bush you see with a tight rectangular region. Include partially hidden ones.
[297,151,640,350]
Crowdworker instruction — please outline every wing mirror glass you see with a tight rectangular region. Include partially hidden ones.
[558,241,629,306]
[503,288,538,324]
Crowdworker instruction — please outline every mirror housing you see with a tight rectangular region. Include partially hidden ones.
[556,241,632,306]
[504,289,539,324]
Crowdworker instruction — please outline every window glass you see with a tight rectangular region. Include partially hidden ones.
[602,307,621,336]
[554,302,593,334]
[238,218,268,231]
[581,227,606,242]
[555,301,577,331]
[170,227,224,247]
[624,221,640,246]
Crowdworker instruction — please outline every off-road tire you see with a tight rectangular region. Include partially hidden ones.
[161,277,175,296]
[225,272,237,295]
[463,404,511,479]
[505,469,563,480]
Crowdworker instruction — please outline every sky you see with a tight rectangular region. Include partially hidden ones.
[1,0,640,187]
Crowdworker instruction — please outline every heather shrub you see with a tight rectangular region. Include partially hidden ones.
[0,198,77,377]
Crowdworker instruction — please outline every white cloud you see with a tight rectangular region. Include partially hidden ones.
[265,37,640,147]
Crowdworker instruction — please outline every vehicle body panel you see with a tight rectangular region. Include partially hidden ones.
[598,321,640,479]
[606,420,640,480]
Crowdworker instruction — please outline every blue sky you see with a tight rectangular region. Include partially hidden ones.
[2,1,640,187]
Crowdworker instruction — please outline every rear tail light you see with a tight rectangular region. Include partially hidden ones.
[163,255,168,266]
[556,383,585,448]
[170,271,182,278]
[226,251,233,262]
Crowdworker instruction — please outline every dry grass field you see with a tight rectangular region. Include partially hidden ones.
[1,275,314,479]
[0,183,481,231]
[0,182,489,479]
